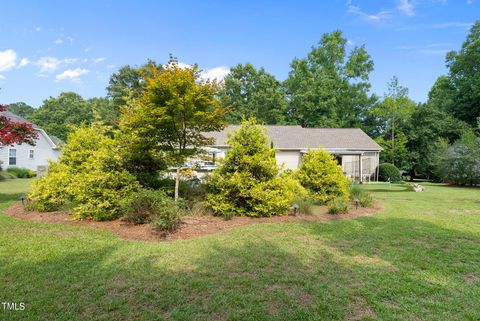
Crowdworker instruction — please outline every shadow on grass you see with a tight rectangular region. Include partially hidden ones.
[2,213,480,321]
[0,192,25,204]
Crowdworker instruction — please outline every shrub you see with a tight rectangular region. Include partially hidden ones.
[149,200,186,232]
[297,149,350,204]
[27,124,138,220]
[6,167,36,178]
[349,185,375,208]
[121,188,186,231]
[121,189,171,224]
[378,163,401,182]
[26,163,72,212]
[205,118,297,217]
[431,133,480,186]
[328,198,349,214]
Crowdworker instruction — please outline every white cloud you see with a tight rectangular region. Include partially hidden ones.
[467,0,473,3]
[201,66,230,82]
[347,5,392,22]
[18,58,30,67]
[0,75,5,80]
[0,49,17,72]
[35,27,41,32]
[54,35,74,46]
[92,57,106,64]
[398,0,415,16]
[36,57,61,73]
[63,58,78,64]
[56,68,89,82]
[106,64,115,69]
[36,57,79,74]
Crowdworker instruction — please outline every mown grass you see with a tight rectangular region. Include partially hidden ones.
[0,179,479,320]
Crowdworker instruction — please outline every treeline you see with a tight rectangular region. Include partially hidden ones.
[9,23,480,183]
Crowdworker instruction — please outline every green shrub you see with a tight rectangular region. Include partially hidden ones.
[349,185,375,208]
[120,188,186,231]
[205,119,298,217]
[6,167,36,178]
[121,189,171,224]
[27,124,138,220]
[297,149,350,204]
[328,198,349,214]
[378,163,401,182]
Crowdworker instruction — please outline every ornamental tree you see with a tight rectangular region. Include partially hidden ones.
[120,59,226,200]
[0,104,37,146]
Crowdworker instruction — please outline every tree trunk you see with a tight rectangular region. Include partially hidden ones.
[174,167,180,201]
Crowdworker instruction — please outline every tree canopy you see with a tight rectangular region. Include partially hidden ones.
[285,30,375,128]
[428,21,480,125]
[221,63,287,125]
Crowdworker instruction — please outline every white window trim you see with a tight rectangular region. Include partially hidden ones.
[8,148,17,166]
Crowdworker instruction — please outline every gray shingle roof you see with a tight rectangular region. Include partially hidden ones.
[204,125,382,151]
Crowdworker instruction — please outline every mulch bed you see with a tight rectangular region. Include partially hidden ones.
[5,202,383,242]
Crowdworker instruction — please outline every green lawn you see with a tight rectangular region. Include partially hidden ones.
[0,179,479,321]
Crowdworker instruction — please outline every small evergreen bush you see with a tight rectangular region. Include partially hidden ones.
[328,198,349,214]
[205,118,298,217]
[297,149,350,204]
[378,163,401,182]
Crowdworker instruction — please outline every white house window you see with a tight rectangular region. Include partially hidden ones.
[29,149,34,160]
[9,149,16,166]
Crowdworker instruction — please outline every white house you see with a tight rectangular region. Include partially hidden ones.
[0,111,61,172]
[204,125,383,182]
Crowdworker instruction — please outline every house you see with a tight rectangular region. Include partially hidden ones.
[0,111,61,172]
[204,125,382,182]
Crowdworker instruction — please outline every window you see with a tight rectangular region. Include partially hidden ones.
[29,149,34,160]
[9,149,16,166]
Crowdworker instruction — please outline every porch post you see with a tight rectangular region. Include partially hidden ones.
[359,154,363,183]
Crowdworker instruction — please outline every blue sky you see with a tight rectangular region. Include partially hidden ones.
[0,0,477,107]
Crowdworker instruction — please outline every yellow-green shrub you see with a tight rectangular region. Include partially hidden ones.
[297,149,350,204]
[26,163,72,212]
[27,124,138,220]
[205,119,299,217]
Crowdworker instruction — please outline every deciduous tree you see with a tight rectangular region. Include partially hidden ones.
[120,60,225,200]
[222,63,288,124]
[285,30,375,128]
[0,104,37,146]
